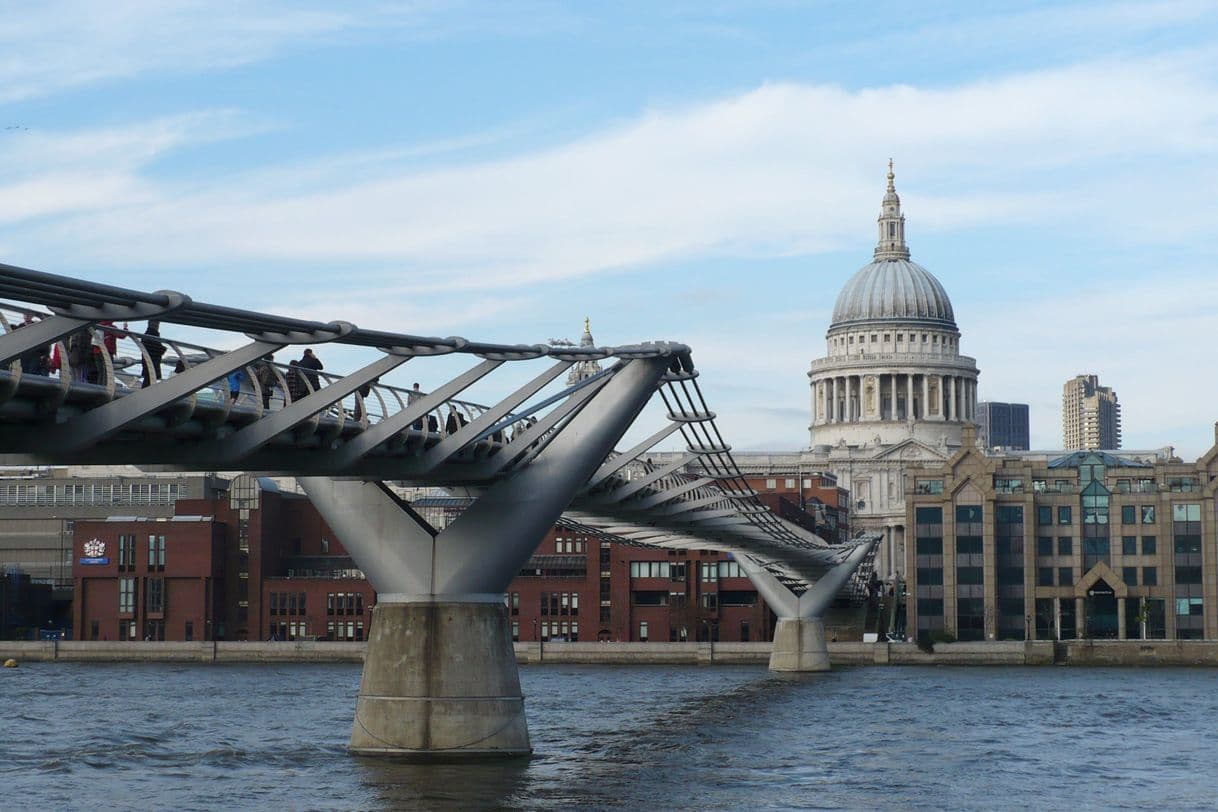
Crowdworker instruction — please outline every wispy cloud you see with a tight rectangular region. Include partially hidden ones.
[5,51,1218,290]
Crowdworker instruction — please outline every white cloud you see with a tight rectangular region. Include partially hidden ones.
[4,52,1216,290]
[2,35,1218,456]
[0,1,355,102]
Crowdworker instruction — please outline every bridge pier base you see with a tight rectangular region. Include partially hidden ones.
[768,617,830,672]
[350,600,530,759]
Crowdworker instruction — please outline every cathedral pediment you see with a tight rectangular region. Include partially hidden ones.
[870,438,947,462]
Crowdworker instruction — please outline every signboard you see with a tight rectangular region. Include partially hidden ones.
[80,538,109,565]
[1087,584,1115,597]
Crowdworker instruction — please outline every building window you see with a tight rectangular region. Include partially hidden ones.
[630,561,671,578]
[1121,505,1136,524]
[1037,567,1054,586]
[147,534,165,570]
[700,562,718,583]
[118,534,136,572]
[784,478,796,489]
[184,621,193,641]
[511,621,519,642]
[119,578,136,614]
[1122,567,1138,586]
[638,621,649,642]
[1142,506,1156,524]
[717,560,744,578]
[915,479,944,495]
[1037,537,1053,557]
[146,577,165,614]
[1142,536,1157,555]
[321,538,330,554]
[1058,567,1072,586]
[1058,537,1073,556]
[1057,506,1072,525]
[1121,536,1137,556]
[765,478,776,489]
[511,592,520,615]
[1143,567,1157,586]
[955,505,983,554]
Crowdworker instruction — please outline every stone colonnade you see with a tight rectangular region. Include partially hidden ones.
[815,372,976,425]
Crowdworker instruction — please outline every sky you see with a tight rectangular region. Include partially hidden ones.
[1,0,1217,457]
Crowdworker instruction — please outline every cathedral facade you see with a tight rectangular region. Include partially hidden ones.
[804,164,981,581]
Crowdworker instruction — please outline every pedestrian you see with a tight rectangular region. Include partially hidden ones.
[355,377,377,421]
[66,328,91,383]
[14,312,50,375]
[140,320,165,388]
[227,367,247,402]
[297,348,323,392]
[255,355,277,410]
[286,359,307,402]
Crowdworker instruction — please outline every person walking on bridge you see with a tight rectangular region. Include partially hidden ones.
[298,348,323,392]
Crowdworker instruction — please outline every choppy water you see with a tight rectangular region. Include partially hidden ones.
[4,662,1218,810]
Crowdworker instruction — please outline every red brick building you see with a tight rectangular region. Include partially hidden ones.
[73,475,374,642]
[507,526,773,643]
[74,474,848,644]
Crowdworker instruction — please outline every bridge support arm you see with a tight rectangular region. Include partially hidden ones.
[736,539,878,672]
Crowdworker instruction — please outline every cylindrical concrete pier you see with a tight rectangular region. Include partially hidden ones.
[769,617,830,672]
[350,601,531,759]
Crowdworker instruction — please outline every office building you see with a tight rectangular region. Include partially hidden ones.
[978,401,1030,450]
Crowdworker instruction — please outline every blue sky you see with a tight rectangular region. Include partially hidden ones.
[1,1,1217,456]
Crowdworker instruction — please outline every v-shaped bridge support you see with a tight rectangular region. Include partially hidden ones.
[736,538,877,672]
[299,355,671,758]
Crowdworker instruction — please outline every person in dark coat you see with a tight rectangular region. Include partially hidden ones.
[297,348,323,392]
[286,360,310,403]
[14,312,50,375]
[140,320,165,388]
[255,355,277,410]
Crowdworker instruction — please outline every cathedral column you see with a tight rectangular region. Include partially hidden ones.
[830,378,838,422]
[947,376,956,421]
[922,375,929,421]
[906,373,914,420]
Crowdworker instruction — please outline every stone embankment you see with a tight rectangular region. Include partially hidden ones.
[5,639,1218,666]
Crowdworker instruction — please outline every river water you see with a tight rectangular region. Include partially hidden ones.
[4,662,1218,810]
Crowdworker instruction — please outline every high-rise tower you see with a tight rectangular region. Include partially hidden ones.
[1062,374,1121,450]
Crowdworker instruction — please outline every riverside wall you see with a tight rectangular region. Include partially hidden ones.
[8,639,1218,666]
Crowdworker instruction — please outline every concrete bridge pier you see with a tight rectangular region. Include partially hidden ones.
[299,356,672,759]
[353,598,529,758]
[737,540,877,672]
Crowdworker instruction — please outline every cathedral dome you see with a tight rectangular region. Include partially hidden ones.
[829,258,956,330]
[828,162,957,332]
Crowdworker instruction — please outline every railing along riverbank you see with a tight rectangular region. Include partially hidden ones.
[9,639,1218,666]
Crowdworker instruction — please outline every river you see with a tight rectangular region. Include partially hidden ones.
[4,663,1218,810]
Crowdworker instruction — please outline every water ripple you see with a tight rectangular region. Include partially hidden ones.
[4,663,1218,809]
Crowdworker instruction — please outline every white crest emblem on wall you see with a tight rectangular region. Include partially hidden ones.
[83,538,105,558]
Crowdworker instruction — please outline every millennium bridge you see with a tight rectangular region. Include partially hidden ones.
[0,263,876,758]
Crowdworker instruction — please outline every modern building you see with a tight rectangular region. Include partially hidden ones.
[803,163,981,581]
[977,401,1030,451]
[1063,374,1121,450]
[906,425,1218,641]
